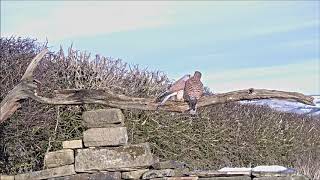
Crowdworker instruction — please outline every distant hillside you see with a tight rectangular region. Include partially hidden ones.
[241,95,320,116]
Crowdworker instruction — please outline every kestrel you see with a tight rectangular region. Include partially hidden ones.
[156,74,191,106]
[183,71,204,115]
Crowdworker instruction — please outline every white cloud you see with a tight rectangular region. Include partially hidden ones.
[203,60,319,95]
[2,1,174,42]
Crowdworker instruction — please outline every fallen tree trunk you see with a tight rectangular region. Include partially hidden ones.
[0,49,315,124]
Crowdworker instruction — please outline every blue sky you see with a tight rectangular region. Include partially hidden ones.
[1,1,319,94]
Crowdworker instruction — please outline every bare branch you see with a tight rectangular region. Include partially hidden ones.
[1,85,315,124]
[0,49,315,124]
[29,88,314,112]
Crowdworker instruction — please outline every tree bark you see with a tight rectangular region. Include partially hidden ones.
[0,49,315,124]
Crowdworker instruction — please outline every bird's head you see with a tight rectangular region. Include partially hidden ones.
[194,71,202,79]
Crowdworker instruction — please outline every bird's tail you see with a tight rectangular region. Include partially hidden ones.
[189,97,197,115]
[155,91,171,102]
[189,109,196,115]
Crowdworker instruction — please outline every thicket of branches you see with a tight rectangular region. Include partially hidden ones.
[0,37,319,179]
[0,37,169,173]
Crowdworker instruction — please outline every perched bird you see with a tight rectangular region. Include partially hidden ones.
[156,74,191,106]
[184,71,204,115]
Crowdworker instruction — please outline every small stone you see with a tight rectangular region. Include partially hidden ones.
[82,108,124,128]
[75,143,154,172]
[142,169,175,179]
[0,175,15,180]
[15,165,75,180]
[122,169,149,179]
[83,127,128,147]
[62,140,83,149]
[152,160,187,170]
[44,149,74,168]
[47,172,121,180]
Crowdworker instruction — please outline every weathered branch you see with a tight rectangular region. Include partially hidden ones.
[1,49,48,123]
[21,49,49,81]
[31,88,314,112]
[0,49,315,124]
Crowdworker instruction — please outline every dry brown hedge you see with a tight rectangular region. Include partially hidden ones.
[0,37,319,179]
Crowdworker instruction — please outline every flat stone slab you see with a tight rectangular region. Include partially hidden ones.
[122,169,149,179]
[217,167,252,177]
[82,108,124,128]
[152,160,187,169]
[44,149,74,168]
[253,166,289,172]
[199,177,251,180]
[174,168,190,177]
[219,167,252,172]
[167,178,199,180]
[142,169,175,179]
[62,140,83,149]
[48,172,121,180]
[187,170,251,177]
[252,166,296,177]
[253,176,310,180]
[150,177,198,180]
[0,175,15,180]
[75,143,155,172]
[83,127,128,147]
[15,165,75,180]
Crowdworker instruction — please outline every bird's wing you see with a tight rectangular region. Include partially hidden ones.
[169,74,191,92]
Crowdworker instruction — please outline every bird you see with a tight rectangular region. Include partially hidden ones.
[156,74,191,106]
[183,71,204,115]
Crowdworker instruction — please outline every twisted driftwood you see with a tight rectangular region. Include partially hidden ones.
[0,49,315,124]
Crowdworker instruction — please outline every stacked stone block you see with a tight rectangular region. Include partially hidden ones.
[1,108,311,180]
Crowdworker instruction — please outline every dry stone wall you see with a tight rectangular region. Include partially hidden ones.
[0,109,311,180]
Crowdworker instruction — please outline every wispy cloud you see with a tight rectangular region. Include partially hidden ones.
[246,20,319,38]
[203,60,319,94]
[3,1,318,43]
[2,1,174,41]
[278,39,319,49]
